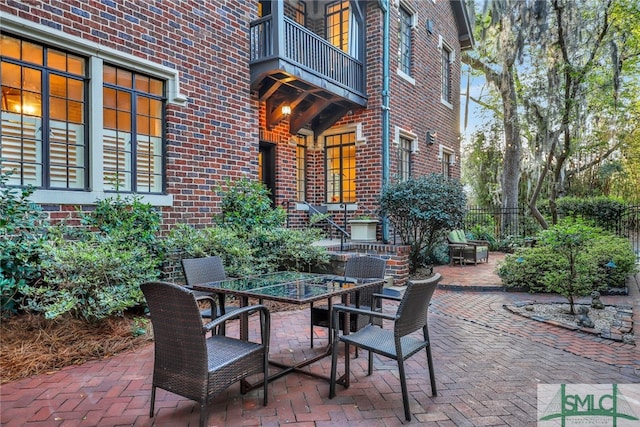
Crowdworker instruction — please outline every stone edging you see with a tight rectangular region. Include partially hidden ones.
[503,301,634,343]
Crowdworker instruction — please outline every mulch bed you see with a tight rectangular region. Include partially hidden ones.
[0,312,153,384]
[1,269,434,384]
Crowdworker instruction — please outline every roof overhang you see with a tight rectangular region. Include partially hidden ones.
[451,0,475,51]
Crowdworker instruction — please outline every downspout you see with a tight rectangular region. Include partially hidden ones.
[378,0,391,242]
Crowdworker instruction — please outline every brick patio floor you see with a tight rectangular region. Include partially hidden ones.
[2,253,638,426]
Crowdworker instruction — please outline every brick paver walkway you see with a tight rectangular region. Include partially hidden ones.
[2,253,638,426]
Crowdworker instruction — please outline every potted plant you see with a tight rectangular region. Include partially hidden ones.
[349,215,379,241]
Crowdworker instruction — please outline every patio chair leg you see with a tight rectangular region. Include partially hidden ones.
[310,301,314,348]
[367,350,373,375]
[149,386,156,417]
[199,404,208,427]
[329,339,339,398]
[344,342,351,388]
[398,359,411,421]
[426,345,437,396]
[263,352,269,406]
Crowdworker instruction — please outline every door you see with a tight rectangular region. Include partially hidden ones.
[259,141,276,205]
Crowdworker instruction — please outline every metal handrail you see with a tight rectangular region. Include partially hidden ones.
[302,201,350,250]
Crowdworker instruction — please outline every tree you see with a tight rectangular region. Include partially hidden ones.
[379,174,466,273]
[463,0,640,223]
[463,0,549,231]
[536,221,603,315]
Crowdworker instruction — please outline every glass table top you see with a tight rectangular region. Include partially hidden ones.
[193,271,377,304]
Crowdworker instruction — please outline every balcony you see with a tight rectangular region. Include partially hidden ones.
[250,13,367,135]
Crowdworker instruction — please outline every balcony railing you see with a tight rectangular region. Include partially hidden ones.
[250,15,365,96]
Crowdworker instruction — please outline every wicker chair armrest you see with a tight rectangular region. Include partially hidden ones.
[203,304,271,343]
[467,239,489,245]
[325,276,358,284]
[330,304,396,331]
[194,294,215,302]
[372,292,401,303]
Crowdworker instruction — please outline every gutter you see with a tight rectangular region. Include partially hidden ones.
[377,0,391,242]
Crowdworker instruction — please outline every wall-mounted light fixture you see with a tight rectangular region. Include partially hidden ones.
[426,130,436,145]
[281,105,291,116]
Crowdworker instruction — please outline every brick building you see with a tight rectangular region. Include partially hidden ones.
[1,0,473,241]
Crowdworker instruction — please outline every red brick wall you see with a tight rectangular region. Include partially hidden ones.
[386,0,463,179]
[2,0,465,233]
[2,0,259,230]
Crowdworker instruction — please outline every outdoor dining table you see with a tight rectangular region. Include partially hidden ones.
[190,271,385,390]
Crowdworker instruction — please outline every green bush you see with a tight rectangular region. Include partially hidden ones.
[0,167,48,316]
[556,196,627,232]
[497,235,530,253]
[497,220,637,313]
[79,194,162,257]
[497,246,566,289]
[0,191,165,321]
[165,179,331,278]
[379,173,467,272]
[216,178,286,234]
[21,235,159,322]
[164,224,330,277]
[465,224,498,250]
[247,227,330,273]
[584,236,637,290]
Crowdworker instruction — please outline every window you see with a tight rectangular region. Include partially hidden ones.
[325,131,356,203]
[440,145,455,177]
[291,0,306,26]
[442,151,451,177]
[398,136,412,181]
[1,33,87,189]
[326,0,350,53]
[440,38,453,105]
[398,5,413,76]
[295,134,307,201]
[103,65,164,193]
[2,14,182,205]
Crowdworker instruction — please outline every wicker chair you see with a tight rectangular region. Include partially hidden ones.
[181,256,230,320]
[309,256,387,348]
[141,281,270,427]
[446,230,489,265]
[329,273,442,421]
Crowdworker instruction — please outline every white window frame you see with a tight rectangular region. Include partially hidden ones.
[438,143,456,173]
[439,144,455,177]
[396,2,417,85]
[393,126,418,153]
[393,126,420,180]
[438,35,455,109]
[2,14,186,206]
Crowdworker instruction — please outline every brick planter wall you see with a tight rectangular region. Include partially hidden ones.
[314,243,411,286]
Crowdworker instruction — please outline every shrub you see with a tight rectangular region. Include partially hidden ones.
[497,246,566,290]
[247,227,330,273]
[556,196,627,232]
[0,167,48,316]
[496,235,529,253]
[584,236,637,290]
[379,174,466,272]
[164,225,330,277]
[465,224,498,250]
[79,194,162,258]
[216,178,286,234]
[497,220,637,314]
[21,235,159,322]
[165,180,330,278]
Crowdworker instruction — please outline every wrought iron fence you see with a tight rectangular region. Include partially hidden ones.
[464,205,535,240]
[465,204,640,260]
[620,205,640,261]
